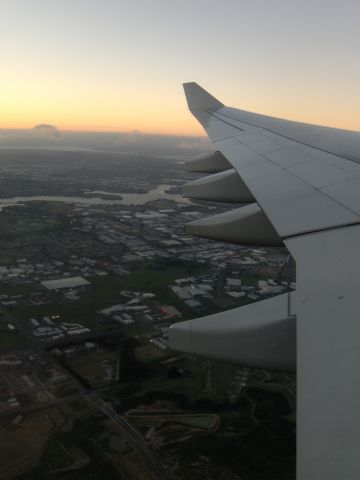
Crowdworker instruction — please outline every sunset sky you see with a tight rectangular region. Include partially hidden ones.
[2,0,360,135]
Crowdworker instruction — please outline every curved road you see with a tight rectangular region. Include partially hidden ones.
[87,392,171,480]
[1,307,171,480]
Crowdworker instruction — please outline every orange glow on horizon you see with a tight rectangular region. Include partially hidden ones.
[1,76,360,136]
[2,108,360,137]
[2,1,360,144]
[0,121,206,137]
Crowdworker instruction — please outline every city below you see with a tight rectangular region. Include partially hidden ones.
[0,149,296,480]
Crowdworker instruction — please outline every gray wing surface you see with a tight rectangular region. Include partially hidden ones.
[169,83,360,480]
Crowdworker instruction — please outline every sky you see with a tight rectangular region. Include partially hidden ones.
[1,0,360,136]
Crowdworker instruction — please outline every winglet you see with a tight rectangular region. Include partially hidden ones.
[183,82,224,112]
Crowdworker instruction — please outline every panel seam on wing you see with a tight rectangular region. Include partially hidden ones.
[282,220,360,240]
[207,110,360,166]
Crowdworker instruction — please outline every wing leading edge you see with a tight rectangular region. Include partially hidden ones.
[169,83,360,480]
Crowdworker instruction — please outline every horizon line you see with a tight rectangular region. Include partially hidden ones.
[0,125,207,138]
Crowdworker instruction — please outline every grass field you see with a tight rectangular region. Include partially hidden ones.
[0,332,28,352]
[64,349,117,386]
[8,264,203,332]
[135,343,171,362]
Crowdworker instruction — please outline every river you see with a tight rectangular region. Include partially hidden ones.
[0,184,190,211]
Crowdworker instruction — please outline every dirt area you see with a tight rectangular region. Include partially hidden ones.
[0,413,56,479]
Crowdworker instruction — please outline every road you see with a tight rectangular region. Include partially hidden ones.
[87,392,170,480]
[1,306,171,480]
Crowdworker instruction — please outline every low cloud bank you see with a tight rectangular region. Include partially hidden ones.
[33,124,61,138]
[0,126,211,158]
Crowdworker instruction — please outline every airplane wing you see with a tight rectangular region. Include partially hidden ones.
[169,83,360,480]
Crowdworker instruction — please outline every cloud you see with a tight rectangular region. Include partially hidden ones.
[0,128,211,157]
[112,130,142,146]
[176,138,212,151]
[0,124,62,147]
[0,132,18,143]
[33,124,61,138]
[109,132,212,158]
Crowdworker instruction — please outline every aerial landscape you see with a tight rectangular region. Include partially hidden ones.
[0,147,296,479]
[2,1,359,479]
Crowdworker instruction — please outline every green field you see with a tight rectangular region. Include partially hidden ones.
[0,332,29,352]
[64,349,117,387]
[135,343,171,362]
[8,264,203,332]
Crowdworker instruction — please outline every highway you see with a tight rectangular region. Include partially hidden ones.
[1,306,171,480]
[87,392,171,480]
